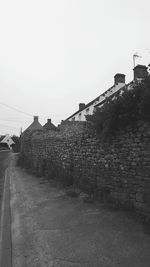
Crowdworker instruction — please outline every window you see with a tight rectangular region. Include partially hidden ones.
[86,108,89,115]
[78,113,81,121]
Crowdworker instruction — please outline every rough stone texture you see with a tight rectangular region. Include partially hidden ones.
[10,154,150,267]
[20,120,150,218]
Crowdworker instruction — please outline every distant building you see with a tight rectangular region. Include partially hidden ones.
[23,116,43,134]
[65,65,148,122]
[0,134,15,149]
[43,119,57,131]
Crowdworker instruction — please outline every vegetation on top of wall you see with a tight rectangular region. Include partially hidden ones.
[86,76,150,138]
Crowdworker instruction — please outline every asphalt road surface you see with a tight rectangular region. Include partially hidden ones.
[1,153,150,267]
[0,150,11,267]
[0,150,10,213]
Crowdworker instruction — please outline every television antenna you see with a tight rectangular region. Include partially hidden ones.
[133,53,142,68]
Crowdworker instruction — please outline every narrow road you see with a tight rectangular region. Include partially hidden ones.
[0,150,10,213]
[0,150,11,267]
[7,154,150,266]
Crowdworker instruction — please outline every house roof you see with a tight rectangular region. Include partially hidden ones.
[23,116,43,133]
[65,77,137,121]
[95,81,135,108]
[65,84,121,120]
[0,135,5,142]
[43,119,57,131]
[25,122,43,132]
[0,134,15,144]
[65,96,99,121]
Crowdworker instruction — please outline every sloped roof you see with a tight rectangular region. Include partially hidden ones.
[0,134,15,144]
[65,84,121,120]
[43,119,57,131]
[25,122,43,132]
[23,116,43,133]
[65,95,100,121]
[0,135,5,142]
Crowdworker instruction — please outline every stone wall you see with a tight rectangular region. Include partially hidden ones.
[20,120,150,218]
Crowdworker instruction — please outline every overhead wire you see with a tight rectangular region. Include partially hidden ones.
[0,102,33,132]
[0,101,51,120]
[0,117,31,123]
[0,123,20,130]
[0,101,61,132]
[0,101,33,117]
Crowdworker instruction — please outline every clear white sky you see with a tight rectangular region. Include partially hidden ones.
[0,0,150,135]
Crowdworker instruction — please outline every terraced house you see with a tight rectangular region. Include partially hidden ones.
[66,64,148,122]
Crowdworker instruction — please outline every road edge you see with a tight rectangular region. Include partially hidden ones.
[0,168,12,267]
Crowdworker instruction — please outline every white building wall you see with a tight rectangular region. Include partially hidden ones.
[68,82,125,122]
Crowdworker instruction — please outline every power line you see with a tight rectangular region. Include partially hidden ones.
[0,117,32,123]
[0,101,64,124]
[0,102,33,117]
[0,123,20,130]
[0,101,50,120]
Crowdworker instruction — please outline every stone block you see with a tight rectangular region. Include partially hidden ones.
[144,194,150,204]
[136,192,144,203]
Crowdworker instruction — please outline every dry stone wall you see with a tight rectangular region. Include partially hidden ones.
[20,121,150,218]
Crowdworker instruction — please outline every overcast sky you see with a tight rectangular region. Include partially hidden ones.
[0,0,150,135]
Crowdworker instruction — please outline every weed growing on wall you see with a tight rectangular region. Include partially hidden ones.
[17,154,33,170]
[40,158,74,187]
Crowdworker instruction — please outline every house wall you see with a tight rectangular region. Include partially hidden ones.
[71,104,96,121]
[20,120,150,218]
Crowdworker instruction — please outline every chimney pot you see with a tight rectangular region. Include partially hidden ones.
[47,119,51,123]
[133,64,148,81]
[34,116,38,122]
[79,103,86,110]
[114,73,125,85]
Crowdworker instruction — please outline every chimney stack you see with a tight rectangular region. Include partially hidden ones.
[133,64,148,81]
[34,116,39,123]
[47,119,51,123]
[79,103,86,110]
[114,73,125,85]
